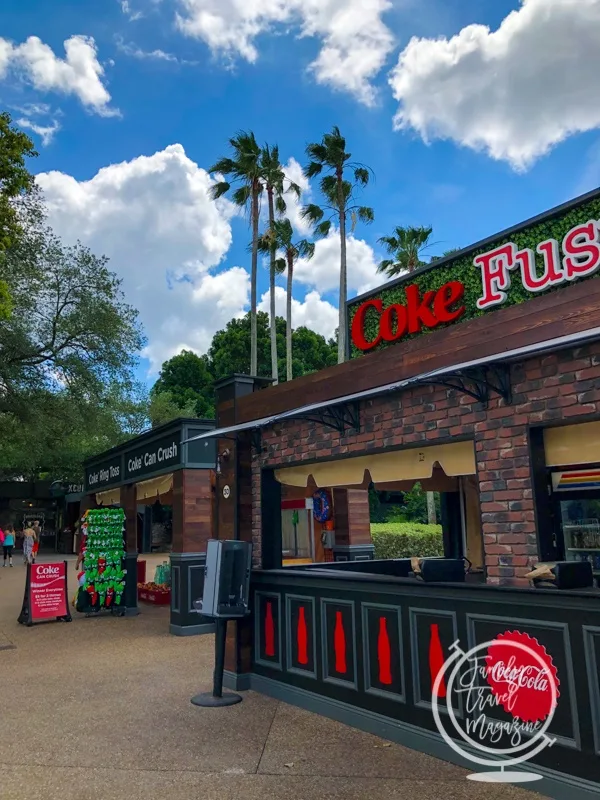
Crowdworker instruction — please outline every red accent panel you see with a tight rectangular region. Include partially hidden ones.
[297,606,308,665]
[281,499,307,510]
[265,601,275,657]
[429,623,447,698]
[377,616,392,685]
[334,610,347,674]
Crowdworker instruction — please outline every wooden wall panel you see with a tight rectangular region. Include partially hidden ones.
[236,279,600,423]
[172,469,213,552]
[333,488,371,547]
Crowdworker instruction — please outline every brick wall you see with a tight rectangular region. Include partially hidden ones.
[250,343,600,586]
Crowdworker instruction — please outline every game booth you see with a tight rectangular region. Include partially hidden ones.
[81,418,216,634]
[185,187,600,799]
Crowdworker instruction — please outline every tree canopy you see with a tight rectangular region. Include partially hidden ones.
[150,312,337,423]
[0,192,147,480]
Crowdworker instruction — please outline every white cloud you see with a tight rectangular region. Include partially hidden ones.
[36,144,245,372]
[16,117,61,146]
[174,0,395,104]
[114,35,187,62]
[294,229,385,296]
[258,287,338,340]
[120,0,145,21]
[0,35,116,116]
[389,0,600,170]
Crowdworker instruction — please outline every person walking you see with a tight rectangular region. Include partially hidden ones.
[32,520,41,563]
[22,524,36,566]
[2,525,15,567]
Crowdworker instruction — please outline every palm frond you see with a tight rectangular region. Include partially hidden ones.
[354,166,370,186]
[304,161,323,179]
[301,203,324,224]
[209,157,236,175]
[274,257,287,274]
[210,181,231,201]
[232,184,252,207]
[315,220,331,238]
[305,142,328,163]
[275,195,287,215]
[377,235,399,254]
[297,240,315,259]
[357,206,374,224]
[287,181,301,199]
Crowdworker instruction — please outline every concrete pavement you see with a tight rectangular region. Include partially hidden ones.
[0,555,545,800]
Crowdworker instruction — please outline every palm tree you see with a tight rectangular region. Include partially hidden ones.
[301,126,374,364]
[260,145,300,385]
[210,131,263,376]
[258,218,314,382]
[377,226,434,277]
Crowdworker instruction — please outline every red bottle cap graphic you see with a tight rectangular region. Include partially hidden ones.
[485,631,560,723]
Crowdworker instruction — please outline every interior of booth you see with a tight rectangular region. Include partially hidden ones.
[275,440,484,580]
[95,473,174,554]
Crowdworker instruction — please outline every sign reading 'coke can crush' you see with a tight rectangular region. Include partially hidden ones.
[30,563,68,621]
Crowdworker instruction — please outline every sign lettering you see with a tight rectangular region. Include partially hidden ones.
[124,436,181,479]
[29,562,68,621]
[350,216,600,353]
[475,219,600,310]
[351,281,465,352]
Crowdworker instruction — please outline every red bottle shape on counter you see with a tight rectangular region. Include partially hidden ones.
[334,610,347,674]
[297,606,309,665]
[378,617,393,685]
[265,601,275,657]
[429,623,447,698]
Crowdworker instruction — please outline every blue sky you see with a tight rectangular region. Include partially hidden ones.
[1,0,599,382]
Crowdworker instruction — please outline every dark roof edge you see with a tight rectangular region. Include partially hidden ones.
[348,184,600,308]
[184,325,600,444]
[83,417,216,467]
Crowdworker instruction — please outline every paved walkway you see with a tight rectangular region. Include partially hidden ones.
[0,555,544,800]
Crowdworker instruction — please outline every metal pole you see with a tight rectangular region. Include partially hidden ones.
[191,616,243,707]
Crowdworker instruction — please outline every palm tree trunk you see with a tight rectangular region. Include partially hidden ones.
[286,252,293,382]
[338,206,348,364]
[427,492,437,524]
[250,181,259,376]
[267,188,278,385]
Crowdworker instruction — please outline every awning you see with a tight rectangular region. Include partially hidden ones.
[275,441,476,487]
[96,488,121,506]
[544,420,600,467]
[182,325,600,446]
[136,473,174,501]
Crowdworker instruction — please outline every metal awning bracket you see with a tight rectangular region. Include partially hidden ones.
[292,400,361,435]
[420,364,512,407]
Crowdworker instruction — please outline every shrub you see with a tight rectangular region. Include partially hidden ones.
[371,522,443,560]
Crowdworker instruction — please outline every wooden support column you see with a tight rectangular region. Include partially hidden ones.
[213,374,272,688]
[120,483,137,552]
[331,488,375,561]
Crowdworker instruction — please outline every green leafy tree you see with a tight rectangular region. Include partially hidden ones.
[0,219,143,415]
[260,144,300,385]
[377,226,434,277]
[151,349,214,417]
[302,126,374,363]
[0,112,38,319]
[148,390,198,428]
[208,312,336,383]
[258,218,314,382]
[210,131,263,376]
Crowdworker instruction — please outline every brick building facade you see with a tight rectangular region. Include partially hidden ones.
[240,342,599,585]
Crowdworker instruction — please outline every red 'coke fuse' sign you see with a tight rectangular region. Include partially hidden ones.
[30,563,68,620]
[350,213,600,352]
